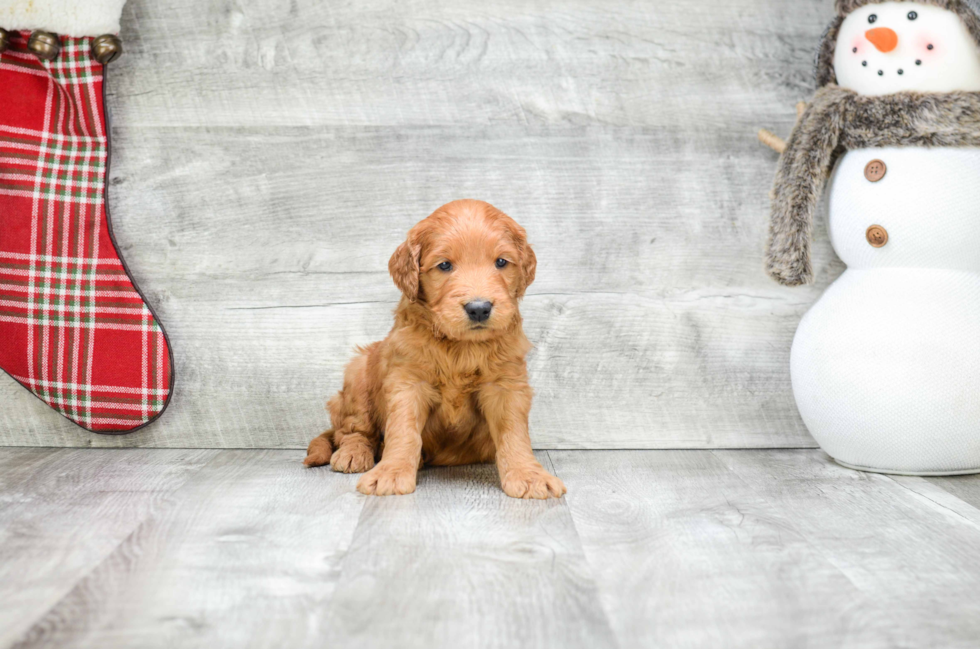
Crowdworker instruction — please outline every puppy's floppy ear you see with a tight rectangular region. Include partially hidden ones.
[505,219,536,298]
[389,235,422,302]
[519,243,537,298]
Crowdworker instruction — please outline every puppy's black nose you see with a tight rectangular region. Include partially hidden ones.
[464,300,493,323]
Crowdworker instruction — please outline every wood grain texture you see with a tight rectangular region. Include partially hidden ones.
[715,450,980,649]
[0,449,217,647]
[923,474,980,510]
[0,0,841,448]
[321,452,616,649]
[0,448,61,489]
[553,449,980,649]
[9,450,365,649]
[551,449,870,648]
[5,448,980,648]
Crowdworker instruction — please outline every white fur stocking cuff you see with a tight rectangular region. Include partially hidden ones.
[0,0,128,37]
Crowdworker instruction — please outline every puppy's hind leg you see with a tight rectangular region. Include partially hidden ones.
[327,353,379,474]
[303,431,335,467]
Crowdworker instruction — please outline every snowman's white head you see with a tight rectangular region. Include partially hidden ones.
[833,1,980,95]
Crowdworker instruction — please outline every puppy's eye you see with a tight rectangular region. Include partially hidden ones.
[437,261,452,272]
[868,13,877,23]
[908,10,918,20]
[495,258,508,269]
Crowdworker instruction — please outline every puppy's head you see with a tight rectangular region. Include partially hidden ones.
[389,199,536,341]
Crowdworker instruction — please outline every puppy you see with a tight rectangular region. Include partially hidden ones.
[303,199,566,499]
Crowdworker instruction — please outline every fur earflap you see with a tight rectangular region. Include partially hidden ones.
[766,86,980,285]
[0,0,128,36]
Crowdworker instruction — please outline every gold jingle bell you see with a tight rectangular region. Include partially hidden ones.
[0,28,10,54]
[92,34,122,65]
[28,30,60,61]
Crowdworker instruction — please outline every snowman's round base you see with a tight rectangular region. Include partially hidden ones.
[793,266,980,480]
[832,458,980,477]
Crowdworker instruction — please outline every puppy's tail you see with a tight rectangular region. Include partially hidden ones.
[303,430,334,467]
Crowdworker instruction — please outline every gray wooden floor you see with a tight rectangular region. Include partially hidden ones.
[2,449,980,648]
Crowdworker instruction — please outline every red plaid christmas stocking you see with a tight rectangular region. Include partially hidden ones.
[0,2,173,434]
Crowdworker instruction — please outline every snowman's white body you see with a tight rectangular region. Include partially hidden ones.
[787,1,980,474]
[791,146,980,474]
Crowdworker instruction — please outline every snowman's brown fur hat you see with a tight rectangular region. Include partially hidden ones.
[816,0,980,86]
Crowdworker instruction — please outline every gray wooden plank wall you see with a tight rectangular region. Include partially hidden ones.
[0,0,842,448]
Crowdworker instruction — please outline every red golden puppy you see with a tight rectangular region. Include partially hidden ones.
[303,199,565,499]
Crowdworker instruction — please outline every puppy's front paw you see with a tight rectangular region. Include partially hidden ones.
[501,467,566,499]
[330,441,376,474]
[303,435,333,467]
[357,462,417,496]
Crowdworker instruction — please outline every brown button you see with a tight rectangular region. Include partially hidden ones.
[864,159,887,182]
[866,225,888,248]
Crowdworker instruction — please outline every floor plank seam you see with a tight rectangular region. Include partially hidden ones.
[706,450,877,598]
[7,449,221,648]
[543,450,623,649]
[885,476,980,532]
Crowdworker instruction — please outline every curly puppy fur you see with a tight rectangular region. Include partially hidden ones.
[766,86,980,286]
[304,200,566,500]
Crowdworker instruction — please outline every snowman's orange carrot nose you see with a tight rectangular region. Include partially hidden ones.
[866,27,899,52]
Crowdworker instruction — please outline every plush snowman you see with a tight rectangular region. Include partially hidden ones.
[765,0,980,474]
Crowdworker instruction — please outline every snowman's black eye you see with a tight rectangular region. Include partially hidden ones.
[868,14,878,23]
[908,11,918,20]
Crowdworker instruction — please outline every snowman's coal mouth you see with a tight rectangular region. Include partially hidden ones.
[861,61,923,77]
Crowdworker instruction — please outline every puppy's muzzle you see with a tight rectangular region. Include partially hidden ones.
[464,300,493,323]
